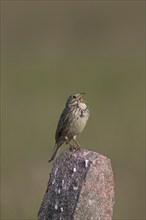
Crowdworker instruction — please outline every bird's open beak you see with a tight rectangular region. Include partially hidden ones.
[80,92,86,103]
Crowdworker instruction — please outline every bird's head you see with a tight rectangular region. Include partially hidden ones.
[66,92,86,107]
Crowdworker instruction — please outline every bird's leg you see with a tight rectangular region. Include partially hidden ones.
[72,136,81,148]
[65,136,74,148]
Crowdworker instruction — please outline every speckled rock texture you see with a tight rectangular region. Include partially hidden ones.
[38,148,115,220]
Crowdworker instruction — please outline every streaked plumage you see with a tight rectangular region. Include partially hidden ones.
[48,93,90,162]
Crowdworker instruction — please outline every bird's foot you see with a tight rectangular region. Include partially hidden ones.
[69,145,81,152]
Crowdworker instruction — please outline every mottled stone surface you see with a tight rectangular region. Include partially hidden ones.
[38,148,115,220]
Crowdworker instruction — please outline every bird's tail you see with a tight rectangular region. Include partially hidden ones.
[48,143,60,163]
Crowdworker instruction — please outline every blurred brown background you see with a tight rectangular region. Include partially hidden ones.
[1,1,145,219]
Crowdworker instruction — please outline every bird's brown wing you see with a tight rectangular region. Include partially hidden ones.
[55,106,70,142]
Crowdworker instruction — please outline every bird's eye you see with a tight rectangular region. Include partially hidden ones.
[73,95,76,99]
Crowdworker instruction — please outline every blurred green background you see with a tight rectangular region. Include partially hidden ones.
[1,1,145,220]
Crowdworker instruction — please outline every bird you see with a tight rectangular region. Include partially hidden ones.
[48,92,90,162]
